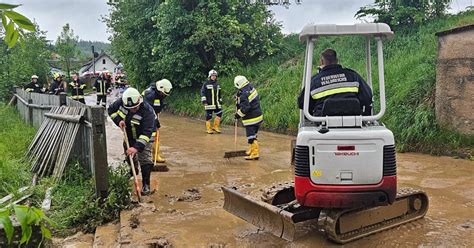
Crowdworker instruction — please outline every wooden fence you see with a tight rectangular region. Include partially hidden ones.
[13,88,108,198]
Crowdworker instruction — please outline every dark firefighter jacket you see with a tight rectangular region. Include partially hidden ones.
[108,99,156,152]
[24,82,44,93]
[69,79,86,99]
[200,79,222,110]
[49,80,65,95]
[236,82,263,127]
[142,85,167,129]
[93,77,111,96]
[298,64,373,116]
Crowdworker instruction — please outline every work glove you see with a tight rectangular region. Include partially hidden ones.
[234,113,241,119]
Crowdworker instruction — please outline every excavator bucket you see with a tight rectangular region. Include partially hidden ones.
[222,187,314,241]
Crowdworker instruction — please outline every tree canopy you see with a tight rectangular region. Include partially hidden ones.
[106,0,282,88]
[55,23,80,78]
[356,0,452,27]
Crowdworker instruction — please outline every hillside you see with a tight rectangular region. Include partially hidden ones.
[165,11,474,156]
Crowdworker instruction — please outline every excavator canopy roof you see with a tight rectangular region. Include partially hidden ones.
[299,23,393,42]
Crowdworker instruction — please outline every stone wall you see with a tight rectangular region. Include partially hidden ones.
[435,25,474,135]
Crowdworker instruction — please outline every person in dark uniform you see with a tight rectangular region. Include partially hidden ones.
[49,73,66,95]
[93,72,111,107]
[24,75,45,93]
[200,70,223,134]
[69,73,86,104]
[298,48,373,116]
[108,87,157,195]
[142,79,172,167]
[234,75,263,160]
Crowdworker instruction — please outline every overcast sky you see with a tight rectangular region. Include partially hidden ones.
[9,0,474,42]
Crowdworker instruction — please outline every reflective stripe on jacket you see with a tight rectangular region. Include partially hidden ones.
[237,83,263,127]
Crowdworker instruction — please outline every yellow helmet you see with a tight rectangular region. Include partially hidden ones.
[53,72,61,80]
[122,88,143,109]
[234,75,249,89]
[155,79,173,96]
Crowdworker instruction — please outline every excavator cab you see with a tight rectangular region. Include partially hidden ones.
[295,23,396,209]
[222,23,428,244]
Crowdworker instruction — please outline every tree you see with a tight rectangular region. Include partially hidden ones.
[106,0,282,88]
[55,23,79,79]
[356,0,452,28]
[0,24,50,100]
[0,3,36,48]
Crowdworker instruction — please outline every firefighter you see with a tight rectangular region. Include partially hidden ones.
[142,79,172,167]
[108,87,156,195]
[298,48,373,116]
[24,75,45,93]
[201,69,223,134]
[93,72,111,107]
[49,73,66,95]
[69,73,86,104]
[234,75,263,160]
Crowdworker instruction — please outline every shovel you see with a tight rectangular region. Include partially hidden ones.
[122,126,142,202]
[224,119,247,158]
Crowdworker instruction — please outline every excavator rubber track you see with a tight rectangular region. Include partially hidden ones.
[222,185,429,244]
[318,187,429,244]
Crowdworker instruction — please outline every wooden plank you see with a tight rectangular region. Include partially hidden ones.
[91,106,109,199]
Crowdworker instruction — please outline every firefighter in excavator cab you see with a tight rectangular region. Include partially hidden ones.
[201,70,223,134]
[108,87,157,195]
[69,73,86,104]
[298,48,373,116]
[142,79,173,171]
[234,75,263,160]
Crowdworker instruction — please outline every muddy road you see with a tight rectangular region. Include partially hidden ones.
[87,93,474,247]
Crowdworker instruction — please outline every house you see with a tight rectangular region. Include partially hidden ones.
[79,52,117,77]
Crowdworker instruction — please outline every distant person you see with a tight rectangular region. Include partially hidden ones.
[108,87,156,195]
[234,75,263,160]
[201,70,223,134]
[93,72,111,107]
[298,48,373,116]
[49,73,66,95]
[24,75,45,93]
[142,78,173,168]
[69,73,86,104]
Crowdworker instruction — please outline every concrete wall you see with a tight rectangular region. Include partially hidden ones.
[435,26,474,135]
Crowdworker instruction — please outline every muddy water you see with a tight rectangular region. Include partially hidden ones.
[97,93,473,247]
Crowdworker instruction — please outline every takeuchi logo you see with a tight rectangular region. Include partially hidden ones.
[334,152,359,156]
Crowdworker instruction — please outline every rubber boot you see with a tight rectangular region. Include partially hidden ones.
[206,121,214,134]
[213,117,221,133]
[245,144,252,156]
[152,139,166,163]
[141,164,155,195]
[245,141,259,160]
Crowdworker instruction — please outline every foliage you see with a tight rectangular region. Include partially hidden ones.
[0,25,50,100]
[76,40,111,58]
[55,23,80,80]
[356,0,452,28]
[165,11,474,156]
[37,163,132,234]
[0,105,36,196]
[106,0,282,89]
[0,3,36,48]
[0,205,53,245]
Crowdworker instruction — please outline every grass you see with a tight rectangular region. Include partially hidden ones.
[0,105,36,196]
[165,11,474,156]
[31,162,132,235]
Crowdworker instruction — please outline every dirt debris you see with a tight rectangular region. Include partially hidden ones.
[129,213,140,229]
[146,237,173,248]
[165,187,202,203]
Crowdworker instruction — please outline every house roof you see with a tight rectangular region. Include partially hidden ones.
[80,52,117,72]
[435,24,474,37]
[299,23,394,42]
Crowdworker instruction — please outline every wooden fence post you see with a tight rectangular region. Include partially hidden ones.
[59,92,67,106]
[90,106,108,199]
[27,98,33,126]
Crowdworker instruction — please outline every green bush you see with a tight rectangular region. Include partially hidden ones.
[39,162,131,235]
[165,11,474,155]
